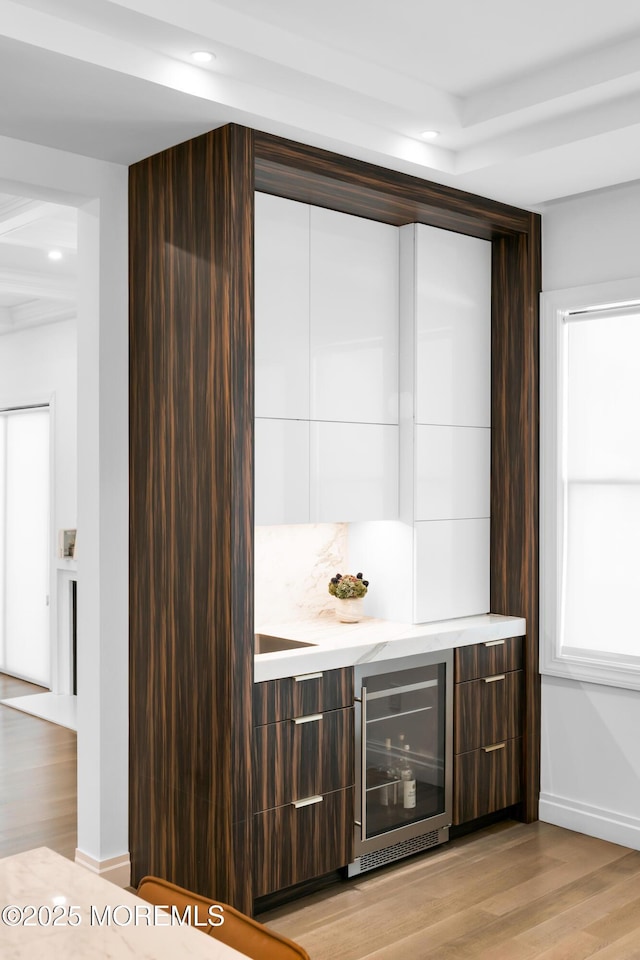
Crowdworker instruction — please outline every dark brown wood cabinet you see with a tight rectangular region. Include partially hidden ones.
[453,638,524,825]
[253,667,353,725]
[454,738,522,824]
[253,667,355,898]
[253,707,353,811]
[254,787,353,898]
[455,636,524,683]
[129,124,540,908]
[454,670,523,754]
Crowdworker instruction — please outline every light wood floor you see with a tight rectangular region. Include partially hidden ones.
[0,673,77,861]
[260,820,640,960]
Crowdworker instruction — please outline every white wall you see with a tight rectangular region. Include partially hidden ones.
[0,134,129,882]
[0,320,77,535]
[543,180,640,290]
[540,181,640,850]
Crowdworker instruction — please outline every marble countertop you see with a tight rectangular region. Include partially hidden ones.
[0,847,246,959]
[254,612,526,682]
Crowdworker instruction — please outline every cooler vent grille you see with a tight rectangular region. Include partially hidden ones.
[352,828,446,876]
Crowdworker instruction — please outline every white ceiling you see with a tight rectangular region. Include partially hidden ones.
[2,0,640,209]
[0,192,77,335]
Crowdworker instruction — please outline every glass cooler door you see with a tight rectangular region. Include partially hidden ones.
[359,653,451,842]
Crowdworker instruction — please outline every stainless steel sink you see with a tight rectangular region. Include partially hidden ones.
[255,633,315,655]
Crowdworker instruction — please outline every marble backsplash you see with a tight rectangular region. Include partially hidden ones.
[255,523,349,624]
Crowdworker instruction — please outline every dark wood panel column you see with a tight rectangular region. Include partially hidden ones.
[490,212,541,823]
[129,124,254,911]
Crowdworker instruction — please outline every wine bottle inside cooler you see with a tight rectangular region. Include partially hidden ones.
[381,737,395,807]
[400,744,417,810]
[378,740,391,810]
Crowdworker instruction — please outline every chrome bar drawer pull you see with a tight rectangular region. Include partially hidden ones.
[293,713,323,725]
[292,795,323,809]
[294,672,323,682]
[484,639,505,647]
[484,742,506,753]
[484,674,506,683]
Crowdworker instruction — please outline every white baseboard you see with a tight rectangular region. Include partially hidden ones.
[75,849,131,888]
[539,792,640,851]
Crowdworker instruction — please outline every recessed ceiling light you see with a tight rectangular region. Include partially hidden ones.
[420,130,440,140]
[191,51,215,63]
[48,250,63,261]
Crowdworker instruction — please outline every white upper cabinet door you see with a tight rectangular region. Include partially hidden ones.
[414,225,491,428]
[255,418,310,525]
[255,193,310,420]
[309,207,399,425]
[414,518,490,623]
[415,424,490,521]
[310,421,398,522]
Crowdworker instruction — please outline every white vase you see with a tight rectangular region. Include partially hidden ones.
[335,597,364,623]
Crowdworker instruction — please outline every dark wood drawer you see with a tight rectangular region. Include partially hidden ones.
[253,787,353,897]
[253,707,354,812]
[253,667,353,724]
[453,738,522,824]
[455,670,523,754]
[455,636,524,683]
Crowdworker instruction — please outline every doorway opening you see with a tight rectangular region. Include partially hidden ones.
[0,403,51,685]
[0,191,77,730]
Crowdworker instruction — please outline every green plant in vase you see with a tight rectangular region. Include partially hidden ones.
[328,572,369,621]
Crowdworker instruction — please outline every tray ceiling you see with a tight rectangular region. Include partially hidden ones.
[0,192,77,335]
[2,0,640,206]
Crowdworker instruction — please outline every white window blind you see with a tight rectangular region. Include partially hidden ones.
[541,280,640,689]
[563,311,640,658]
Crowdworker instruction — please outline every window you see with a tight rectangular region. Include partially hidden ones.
[541,279,640,690]
[0,404,50,685]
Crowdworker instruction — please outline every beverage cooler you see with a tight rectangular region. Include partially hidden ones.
[348,649,453,876]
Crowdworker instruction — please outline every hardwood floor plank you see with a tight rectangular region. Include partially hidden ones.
[0,673,76,862]
[478,931,600,960]
[260,822,640,960]
[426,855,640,959]
[586,927,640,960]
[482,842,637,917]
[514,856,640,951]
[584,895,640,950]
[0,674,47,699]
